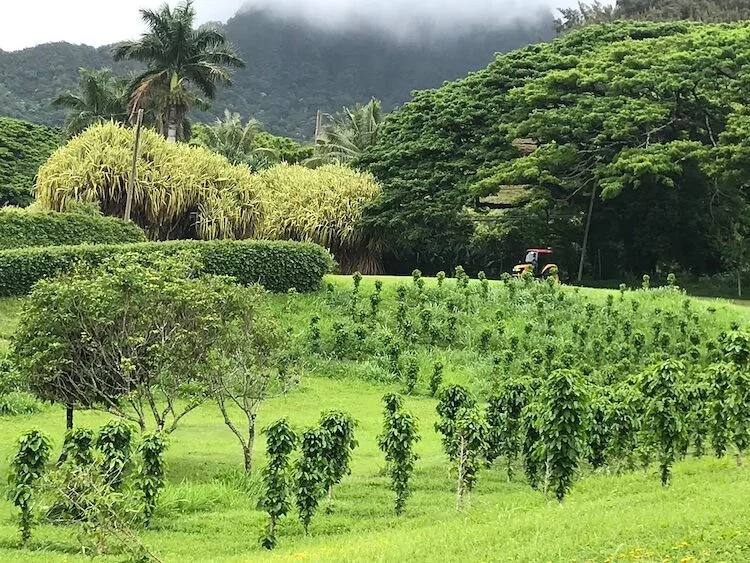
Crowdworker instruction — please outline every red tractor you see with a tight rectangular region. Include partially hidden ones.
[512,248,558,278]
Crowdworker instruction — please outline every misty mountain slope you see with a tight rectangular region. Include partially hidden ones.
[0,9,553,138]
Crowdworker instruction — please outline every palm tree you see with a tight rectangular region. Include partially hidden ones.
[112,0,245,142]
[306,99,384,167]
[195,110,278,170]
[52,68,129,138]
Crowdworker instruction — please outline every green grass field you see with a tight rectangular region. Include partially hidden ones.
[1,277,749,562]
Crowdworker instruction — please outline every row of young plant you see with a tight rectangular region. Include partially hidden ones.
[303,270,723,396]
[258,399,424,550]
[429,328,750,504]
[259,410,357,549]
[7,421,164,558]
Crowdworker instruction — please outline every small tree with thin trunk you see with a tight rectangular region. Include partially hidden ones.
[454,406,489,510]
[435,385,475,460]
[8,429,52,546]
[208,287,298,473]
[295,427,328,534]
[378,394,420,515]
[318,411,358,512]
[537,369,588,501]
[259,419,297,550]
[12,252,256,434]
[640,359,688,486]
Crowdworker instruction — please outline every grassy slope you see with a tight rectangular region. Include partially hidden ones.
[0,278,748,562]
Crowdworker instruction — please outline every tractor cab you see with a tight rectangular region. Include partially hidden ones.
[512,248,557,278]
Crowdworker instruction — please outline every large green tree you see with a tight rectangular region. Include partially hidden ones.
[112,0,245,142]
[52,68,129,138]
[359,21,750,278]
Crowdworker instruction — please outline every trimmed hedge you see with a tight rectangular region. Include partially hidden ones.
[0,239,334,296]
[0,208,147,250]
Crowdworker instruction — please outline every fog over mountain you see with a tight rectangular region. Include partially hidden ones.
[237,0,587,41]
[0,0,585,137]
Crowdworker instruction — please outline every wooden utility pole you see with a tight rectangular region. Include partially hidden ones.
[577,186,596,283]
[125,108,144,223]
[314,109,323,141]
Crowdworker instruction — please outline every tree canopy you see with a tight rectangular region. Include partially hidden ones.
[557,0,750,33]
[112,0,245,141]
[0,117,59,206]
[52,68,129,138]
[359,21,750,278]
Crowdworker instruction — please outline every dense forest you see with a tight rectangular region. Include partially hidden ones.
[360,21,750,280]
[0,8,554,139]
[557,0,750,31]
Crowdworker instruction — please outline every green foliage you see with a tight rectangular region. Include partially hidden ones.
[360,21,750,278]
[0,392,47,416]
[435,385,476,459]
[112,0,245,141]
[52,68,129,138]
[454,406,489,510]
[7,429,52,545]
[640,360,688,486]
[557,0,750,33]
[307,99,383,166]
[0,117,59,207]
[254,132,313,164]
[295,426,328,534]
[429,362,444,397]
[486,378,527,478]
[0,238,332,297]
[537,369,588,501]
[318,411,358,512]
[191,111,278,171]
[378,394,420,515]
[135,433,166,527]
[707,362,734,458]
[95,421,133,490]
[0,207,146,250]
[12,252,291,434]
[259,419,297,550]
[62,428,95,466]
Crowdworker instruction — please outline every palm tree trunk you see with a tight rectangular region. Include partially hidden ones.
[166,106,178,143]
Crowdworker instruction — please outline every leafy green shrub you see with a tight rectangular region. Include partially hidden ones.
[7,429,53,545]
[0,392,47,416]
[0,239,333,296]
[377,394,420,515]
[259,419,297,549]
[0,117,59,207]
[135,433,166,527]
[0,207,145,250]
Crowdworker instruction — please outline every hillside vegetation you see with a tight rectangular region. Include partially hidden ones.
[0,117,59,206]
[1,275,750,560]
[361,21,750,280]
[0,10,553,139]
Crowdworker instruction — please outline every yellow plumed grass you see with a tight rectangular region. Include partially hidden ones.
[35,122,262,240]
[34,123,382,272]
[255,163,382,273]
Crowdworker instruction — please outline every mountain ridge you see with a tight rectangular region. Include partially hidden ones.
[0,8,555,139]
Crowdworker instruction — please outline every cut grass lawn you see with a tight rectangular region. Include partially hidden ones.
[0,277,749,562]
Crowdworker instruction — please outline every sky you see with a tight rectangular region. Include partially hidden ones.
[0,0,591,51]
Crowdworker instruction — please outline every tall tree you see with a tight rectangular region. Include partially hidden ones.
[307,99,383,167]
[112,0,245,142]
[52,68,128,138]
